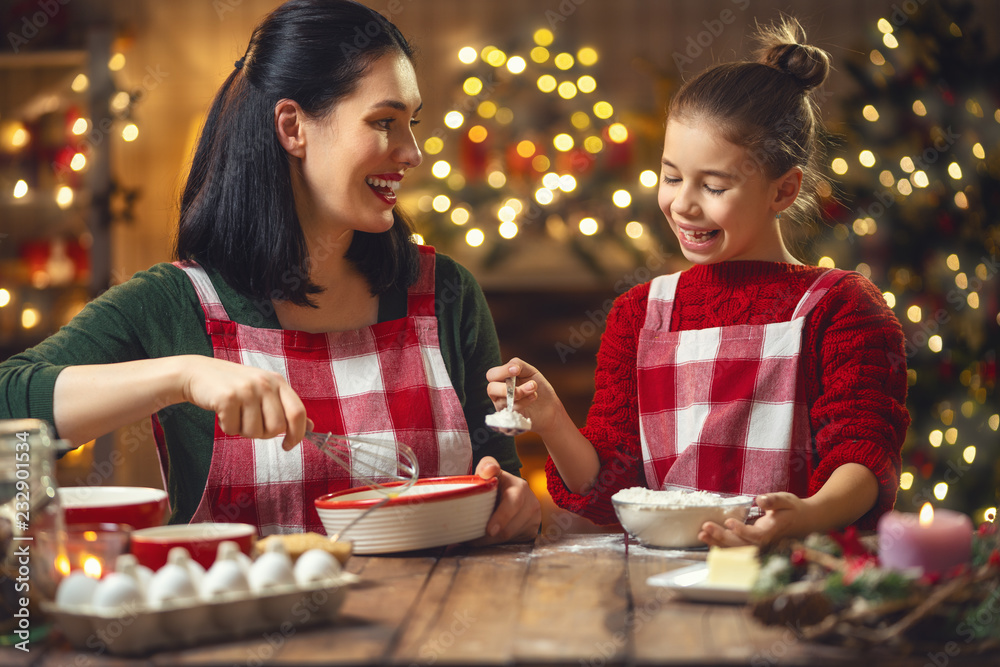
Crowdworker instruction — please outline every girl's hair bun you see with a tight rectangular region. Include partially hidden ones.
[755,16,830,92]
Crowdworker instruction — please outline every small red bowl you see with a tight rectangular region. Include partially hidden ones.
[59,486,169,530]
[129,522,256,571]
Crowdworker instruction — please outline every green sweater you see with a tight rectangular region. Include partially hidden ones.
[0,254,519,524]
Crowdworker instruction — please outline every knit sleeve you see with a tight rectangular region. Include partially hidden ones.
[804,273,909,529]
[545,284,649,525]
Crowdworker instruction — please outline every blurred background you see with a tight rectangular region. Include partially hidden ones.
[1,0,997,533]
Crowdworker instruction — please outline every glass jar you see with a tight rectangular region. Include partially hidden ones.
[1,419,64,645]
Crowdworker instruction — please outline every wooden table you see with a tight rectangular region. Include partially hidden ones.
[3,531,996,666]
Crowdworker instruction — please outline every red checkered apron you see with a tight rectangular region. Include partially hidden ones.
[636,268,848,496]
[161,246,472,535]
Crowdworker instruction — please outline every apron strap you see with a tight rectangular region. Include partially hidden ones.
[173,260,232,322]
[791,269,850,320]
[642,272,682,331]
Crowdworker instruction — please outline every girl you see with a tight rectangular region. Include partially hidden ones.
[0,0,540,542]
[487,18,908,547]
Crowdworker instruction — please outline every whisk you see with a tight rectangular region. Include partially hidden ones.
[305,431,420,496]
[304,431,421,541]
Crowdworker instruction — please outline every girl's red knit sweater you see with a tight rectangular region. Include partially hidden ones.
[545,261,910,530]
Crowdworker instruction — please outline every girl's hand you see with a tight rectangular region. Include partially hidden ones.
[177,356,309,451]
[470,456,541,545]
[485,358,564,436]
[697,492,806,547]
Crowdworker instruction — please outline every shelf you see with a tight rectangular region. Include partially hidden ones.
[0,50,87,69]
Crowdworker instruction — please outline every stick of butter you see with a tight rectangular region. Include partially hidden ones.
[706,545,760,589]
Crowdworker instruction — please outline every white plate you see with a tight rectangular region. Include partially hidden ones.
[646,563,750,604]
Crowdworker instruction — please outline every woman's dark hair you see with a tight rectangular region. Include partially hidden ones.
[175,0,418,306]
[668,16,831,233]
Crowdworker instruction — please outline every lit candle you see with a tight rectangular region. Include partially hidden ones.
[877,503,973,575]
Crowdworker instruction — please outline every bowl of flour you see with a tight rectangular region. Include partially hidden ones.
[611,487,755,549]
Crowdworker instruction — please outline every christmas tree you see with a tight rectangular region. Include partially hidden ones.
[817,0,999,522]
[409,27,669,280]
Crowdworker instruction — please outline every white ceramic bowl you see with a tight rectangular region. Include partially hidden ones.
[314,476,498,554]
[611,487,754,549]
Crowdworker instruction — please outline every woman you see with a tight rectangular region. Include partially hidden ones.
[0,0,540,542]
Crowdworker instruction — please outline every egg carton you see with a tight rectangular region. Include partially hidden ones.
[43,572,358,656]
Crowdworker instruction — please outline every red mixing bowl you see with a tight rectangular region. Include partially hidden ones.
[130,523,256,570]
[59,486,169,530]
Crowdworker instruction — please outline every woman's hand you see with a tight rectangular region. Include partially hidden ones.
[485,358,563,436]
[697,492,806,547]
[470,456,541,545]
[178,356,309,451]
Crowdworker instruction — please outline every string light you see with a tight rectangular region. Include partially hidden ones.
[577,47,598,66]
[972,143,985,159]
[21,306,39,329]
[578,217,598,235]
[831,158,848,175]
[533,28,554,46]
[458,47,477,64]
[463,77,483,95]
[537,75,557,93]
[900,156,916,172]
[71,118,88,135]
[108,53,126,71]
[0,289,10,307]
[583,136,603,153]
[55,186,73,209]
[431,195,451,212]
[947,162,962,179]
[899,471,913,490]
[553,133,574,151]
[498,221,518,239]
[465,228,485,247]
[71,73,88,92]
[477,101,497,119]
[912,100,927,116]
[444,111,464,129]
[862,105,879,121]
[608,123,628,143]
[818,256,835,268]
[431,161,451,178]
[424,137,444,155]
[933,482,948,500]
[70,153,86,171]
[859,150,876,167]
[506,56,526,74]
[612,190,631,207]
[450,208,469,225]
[625,221,643,239]
[896,178,912,195]
[553,53,574,70]
[13,180,28,199]
[535,188,554,205]
[593,101,614,119]
[122,123,138,142]
[467,125,487,143]
[557,81,578,99]
[530,46,549,63]
[577,75,596,94]
[883,33,899,49]
[907,305,922,322]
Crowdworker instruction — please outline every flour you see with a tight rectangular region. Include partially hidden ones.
[612,487,753,507]
[485,410,531,430]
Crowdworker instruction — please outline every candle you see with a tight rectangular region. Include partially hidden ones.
[877,503,973,575]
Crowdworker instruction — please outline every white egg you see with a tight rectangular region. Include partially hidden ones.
[293,549,341,586]
[201,558,250,600]
[114,553,154,594]
[247,550,295,593]
[216,540,253,575]
[91,572,145,611]
[55,572,99,608]
[167,546,205,588]
[147,562,199,608]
